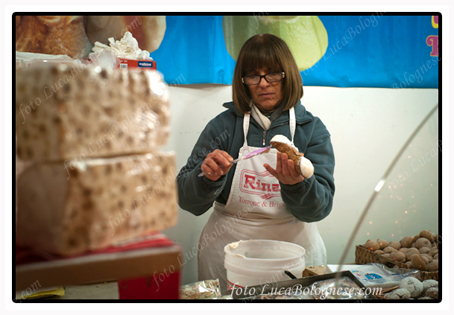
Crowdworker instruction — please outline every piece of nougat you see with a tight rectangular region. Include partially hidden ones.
[16,64,170,161]
[16,152,178,256]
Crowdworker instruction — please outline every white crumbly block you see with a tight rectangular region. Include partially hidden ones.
[16,152,177,256]
[15,63,170,161]
[270,135,293,146]
[299,156,314,179]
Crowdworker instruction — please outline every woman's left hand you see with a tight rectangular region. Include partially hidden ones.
[264,152,304,185]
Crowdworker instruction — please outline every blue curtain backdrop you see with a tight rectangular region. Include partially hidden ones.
[150,15,439,88]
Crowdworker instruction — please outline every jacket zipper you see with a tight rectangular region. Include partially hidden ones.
[252,117,313,146]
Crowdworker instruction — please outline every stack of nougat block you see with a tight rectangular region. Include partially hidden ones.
[15,63,177,256]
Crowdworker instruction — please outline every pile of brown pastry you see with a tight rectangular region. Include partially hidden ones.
[362,230,438,272]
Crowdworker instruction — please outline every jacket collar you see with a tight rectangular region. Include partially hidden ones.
[222,100,312,125]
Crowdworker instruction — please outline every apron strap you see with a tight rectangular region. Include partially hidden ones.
[289,107,296,144]
[243,112,250,147]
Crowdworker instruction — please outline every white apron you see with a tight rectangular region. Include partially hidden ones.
[197,108,327,289]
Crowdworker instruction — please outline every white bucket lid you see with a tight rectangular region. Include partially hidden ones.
[224,239,306,277]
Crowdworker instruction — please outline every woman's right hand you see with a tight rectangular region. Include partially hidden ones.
[201,149,234,181]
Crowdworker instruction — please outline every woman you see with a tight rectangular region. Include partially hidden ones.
[177,34,335,289]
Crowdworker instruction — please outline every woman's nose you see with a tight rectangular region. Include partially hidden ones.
[258,76,270,87]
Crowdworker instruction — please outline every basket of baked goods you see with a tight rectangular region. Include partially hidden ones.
[355,230,438,281]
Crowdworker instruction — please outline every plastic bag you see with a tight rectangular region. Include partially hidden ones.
[89,31,152,61]
[15,51,82,71]
[179,279,222,300]
[344,263,420,288]
[311,277,365,300]
[88,50,119,69]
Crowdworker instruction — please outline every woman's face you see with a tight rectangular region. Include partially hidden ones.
[247,69,283,112]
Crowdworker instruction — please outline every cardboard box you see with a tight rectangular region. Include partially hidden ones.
[81,57,157,70]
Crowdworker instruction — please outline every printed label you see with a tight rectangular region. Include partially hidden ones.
[138,61,154,68]
[239,169,281,199]
[238,196,286,209]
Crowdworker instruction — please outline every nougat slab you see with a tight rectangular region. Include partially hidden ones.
[16,152,177,256]
[16,64,170,161]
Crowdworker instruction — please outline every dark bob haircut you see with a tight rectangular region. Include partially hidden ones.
[232,34,304,114]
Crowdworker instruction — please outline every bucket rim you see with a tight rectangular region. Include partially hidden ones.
[224,239,306,261]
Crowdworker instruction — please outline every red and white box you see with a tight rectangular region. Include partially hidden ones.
[81,57,157,70]
[117,58,157,70]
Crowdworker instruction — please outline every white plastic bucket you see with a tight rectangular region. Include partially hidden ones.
[224,239,306,289]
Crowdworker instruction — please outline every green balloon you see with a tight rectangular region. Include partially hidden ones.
[223,16,328,71]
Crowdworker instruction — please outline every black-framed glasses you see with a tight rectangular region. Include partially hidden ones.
[242,72,285,86]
